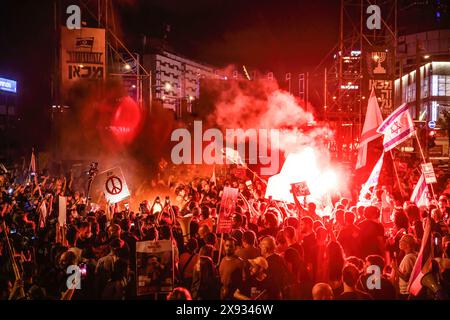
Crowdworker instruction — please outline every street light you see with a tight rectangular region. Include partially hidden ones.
[164,82,172,91]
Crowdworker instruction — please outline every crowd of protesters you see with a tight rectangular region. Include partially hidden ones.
[0,158,449,300]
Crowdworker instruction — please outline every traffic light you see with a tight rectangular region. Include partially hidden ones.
[428,130,436,148]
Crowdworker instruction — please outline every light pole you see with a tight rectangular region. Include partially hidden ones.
[150,82,173,110]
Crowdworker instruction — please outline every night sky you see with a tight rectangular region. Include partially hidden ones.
[117,0,340,72]
[0,0,341,150]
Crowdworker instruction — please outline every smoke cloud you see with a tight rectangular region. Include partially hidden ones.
[205,76,333,158]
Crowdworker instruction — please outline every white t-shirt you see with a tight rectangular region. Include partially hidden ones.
[399,252,418,295]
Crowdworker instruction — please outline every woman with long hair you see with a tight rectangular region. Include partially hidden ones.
[190,255,220,300]
[324,241,346,297]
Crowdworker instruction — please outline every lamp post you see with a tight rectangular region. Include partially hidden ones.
[150,82,173,111]
[160,94,195,119]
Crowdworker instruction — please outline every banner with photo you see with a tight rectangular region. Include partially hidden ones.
[216,187,239,233]
[136,240,173,296]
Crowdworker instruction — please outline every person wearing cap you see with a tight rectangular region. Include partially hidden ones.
[233,256,269,300]
[392,234,417,299]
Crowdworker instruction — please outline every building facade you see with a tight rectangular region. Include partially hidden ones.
[395,29,450,120]
[394,29,450,158]
[144,50,225,114]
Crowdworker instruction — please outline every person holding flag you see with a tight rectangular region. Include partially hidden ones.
[392,234,418,299]
[376,103,417,200]
[407,218,434,298]
[358,153,384,206]
[410,173,430,208]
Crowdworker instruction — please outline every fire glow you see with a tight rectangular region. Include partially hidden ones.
[265,147,340,207]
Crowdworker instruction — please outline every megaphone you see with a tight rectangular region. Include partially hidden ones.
[421,272,441,294]
[421,260,448,300]
[177,214,193,244]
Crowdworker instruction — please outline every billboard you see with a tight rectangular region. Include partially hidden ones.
[0,77,17,93]
[365,48,395,116]
[60,27,106,94]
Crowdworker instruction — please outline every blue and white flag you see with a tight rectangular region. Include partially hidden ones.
[359,152,384,203]
[410,173,429,207]
[377,103,415,151]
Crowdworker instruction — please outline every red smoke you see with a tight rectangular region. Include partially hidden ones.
[110,96,142,145]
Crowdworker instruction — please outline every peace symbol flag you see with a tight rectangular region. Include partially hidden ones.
[98,167,131,204]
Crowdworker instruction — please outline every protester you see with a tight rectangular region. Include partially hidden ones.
[358,206,385,258]
[259,236,288,299]
[0,158,449,301]
[356,255,396,300]
[234,256,270,300]
[312,283,334,300]
[337,264,373,300]
[236,230,260,261]
[392,234,418,299]
[218,238,244,300]
[337,211,360,257]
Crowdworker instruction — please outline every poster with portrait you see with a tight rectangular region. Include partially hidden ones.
[216,187,239,233]
[136,240,173,296]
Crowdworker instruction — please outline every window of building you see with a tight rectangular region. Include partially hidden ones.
[406,83,416,102]
[432,75,450,96]
[421,77,429,98]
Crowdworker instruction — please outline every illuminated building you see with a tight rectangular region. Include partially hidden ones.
[0,76,18,161]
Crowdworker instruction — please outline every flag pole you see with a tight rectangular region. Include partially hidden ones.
[413,132,437,200]
[216,233,224,268]
[389,151,404,197]
[413,131,427,163]
[215,197,223,267]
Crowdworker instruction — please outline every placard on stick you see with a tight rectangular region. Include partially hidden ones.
[421,163,437,184]
[291,181,311,197]
[216,187,239,234]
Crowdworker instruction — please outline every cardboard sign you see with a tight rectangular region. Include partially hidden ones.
[216,187,239,234]
[136,240,173,296]
[58,196,67,226]
[97,167,131,204]
[291,181,311,197]
[421,163,437,184]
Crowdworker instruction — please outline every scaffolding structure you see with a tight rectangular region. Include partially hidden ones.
[316,0,398,161]
[52,0,151,112]
[83,0,151,111]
